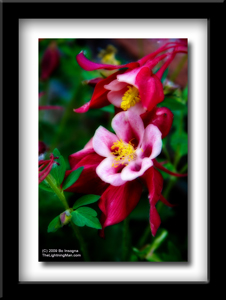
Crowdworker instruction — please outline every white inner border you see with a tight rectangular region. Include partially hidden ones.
[19,19,208,282]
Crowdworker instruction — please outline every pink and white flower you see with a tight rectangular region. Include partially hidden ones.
[93,110,162,186]
[64,107,186,237]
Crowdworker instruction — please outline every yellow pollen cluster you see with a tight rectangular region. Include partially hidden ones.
[111,139,136,167]
[121,86,141,111]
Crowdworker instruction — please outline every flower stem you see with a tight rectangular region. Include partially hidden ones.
[45,174,69,209]
[44,174,90,261]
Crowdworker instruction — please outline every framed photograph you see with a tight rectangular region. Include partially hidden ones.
[1,0,217,294]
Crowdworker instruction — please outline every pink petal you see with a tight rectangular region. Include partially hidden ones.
[111,110,144,146]
[104,79,127,91]
[98,180,143,238]
[140,124,162,159]
[117,67,141,87]
[96,157,126,186]
[120,157,153,181]
[93,126,118,157]
[107,88,127,108]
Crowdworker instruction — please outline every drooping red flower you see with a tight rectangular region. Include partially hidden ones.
[39,153,59,184]
[74,42,187,114]
[64,107,186,237]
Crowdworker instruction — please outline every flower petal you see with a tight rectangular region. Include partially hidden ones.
[111,110,144,146]
[98,180,143,238]
[117,67,141,87]
[141,167,163,236]
[107,88,127,108]
[64,153,109,195]
[96,157,126,186]
[140,124,162,159]
[141,107,173,138]
[93,126,118,157]
[68,148,95,169]
[76,51,139,71]
[120,157,153,181]
[104,79,127,92]
[135,67,164,111]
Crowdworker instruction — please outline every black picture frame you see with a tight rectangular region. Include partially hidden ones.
[1,0,218,296]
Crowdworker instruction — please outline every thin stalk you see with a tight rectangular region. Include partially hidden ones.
[44,174,90,261]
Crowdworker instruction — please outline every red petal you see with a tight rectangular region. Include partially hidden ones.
[141,167,163,236]
[64,152,109,195]
[76,51,139,71]
[141,107,174,138]
[98,180,143,238]
[153,159,187,177]
[135,68,164,111]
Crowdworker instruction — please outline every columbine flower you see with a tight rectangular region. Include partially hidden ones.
[39,153,59,183]
[74,42,187,114]
[93,110,162,186]
[64,108,186,237]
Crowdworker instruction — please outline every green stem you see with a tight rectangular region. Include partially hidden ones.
[44,174,90,261]
[71,222,90,261]
[45,174,69,209]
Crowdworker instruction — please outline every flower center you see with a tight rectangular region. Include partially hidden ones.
[111,139,136,167]
[121,86,141,111]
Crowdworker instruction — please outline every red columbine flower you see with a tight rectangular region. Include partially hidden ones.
[39,153,59,184]
[64,107,186,237]
[74,42,187,114]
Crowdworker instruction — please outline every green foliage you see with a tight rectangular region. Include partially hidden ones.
[72,194,100,210]
[47,215,62,233]
[50,148,66,187]
[62,167,84,190]
[71,207,102,229]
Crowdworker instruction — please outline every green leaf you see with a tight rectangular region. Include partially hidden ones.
[71,207,102,229]
[62,167,84,190]
[170,131,188,157]
[73,194,100,210]
[182,85,188,102]
[47,215,62,233]
[50,148,66,187]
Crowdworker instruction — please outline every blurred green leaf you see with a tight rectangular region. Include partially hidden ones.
[170,131,188,157]
[62,167,84,190]
[47,215,62,233]
[73,194,100,210]
[71,207,102,229]
[182,85,188,102]
[50,148,66,187]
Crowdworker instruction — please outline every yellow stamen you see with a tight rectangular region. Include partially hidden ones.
[121,86,141,111]
[111,139,136,168]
